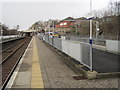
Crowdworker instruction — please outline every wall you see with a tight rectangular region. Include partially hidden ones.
[106,40,120,53]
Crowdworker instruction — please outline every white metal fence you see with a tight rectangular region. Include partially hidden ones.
[68,36,106,46]
[37,33,91,69]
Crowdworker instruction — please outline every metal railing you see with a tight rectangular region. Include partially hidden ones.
[68,36,106,46]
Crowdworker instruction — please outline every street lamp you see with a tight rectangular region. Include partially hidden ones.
[89,0,93,71]
[96,21,100,38]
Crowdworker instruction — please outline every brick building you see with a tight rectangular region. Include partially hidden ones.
[55,17,77,34]
[55,17,76,28]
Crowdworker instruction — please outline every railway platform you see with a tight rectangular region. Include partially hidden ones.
[6,36,118,89]
[1,36,25,44]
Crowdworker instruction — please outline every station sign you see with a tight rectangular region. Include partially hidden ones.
[86,11,96,20]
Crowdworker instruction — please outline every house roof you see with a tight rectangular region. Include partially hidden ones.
[60,17,88,22]
[61,17,76,21]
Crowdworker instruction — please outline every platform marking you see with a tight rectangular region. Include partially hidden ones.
[31,37,44,88]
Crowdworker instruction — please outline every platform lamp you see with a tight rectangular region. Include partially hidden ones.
[96,21,100,39]
[89,0,93,71]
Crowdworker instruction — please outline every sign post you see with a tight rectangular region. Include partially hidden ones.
[90,0,93,71]
[90,19,92,71]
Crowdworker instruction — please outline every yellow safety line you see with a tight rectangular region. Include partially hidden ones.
[31,37,44,88]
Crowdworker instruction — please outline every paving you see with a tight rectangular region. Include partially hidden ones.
[31,37,44,88]
[10,37,33,88]
[8,36,119,89]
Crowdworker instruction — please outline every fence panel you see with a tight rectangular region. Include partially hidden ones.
[45,35,49,43]
[80,43,90,67]
[68,41,81,62]
[53,38,62,51]
[49,37,54,46]
[62,40,69,55]
[62,39,91,68]
[43,35,45,41]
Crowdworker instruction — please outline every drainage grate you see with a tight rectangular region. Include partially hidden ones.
[73,76,87,80]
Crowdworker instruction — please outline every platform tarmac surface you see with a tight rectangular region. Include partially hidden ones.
[93,48,119,73]
[9,36,118,88]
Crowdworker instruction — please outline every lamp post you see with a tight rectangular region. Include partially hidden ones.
[96,21,99,39]
[89,0,93,71]
[75,22,78,36]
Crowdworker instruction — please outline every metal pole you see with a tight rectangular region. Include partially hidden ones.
[90,0,93,71]
[76,23,78,35]
[49,26,50,37]
[9,30,10,38]
[48,20,51,38]
[96,21,98,38]
[53,20,54,36]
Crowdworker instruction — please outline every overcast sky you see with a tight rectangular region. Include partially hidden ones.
[1,0,118,30]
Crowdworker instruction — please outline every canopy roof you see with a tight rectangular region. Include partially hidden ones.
[22,30,36,33]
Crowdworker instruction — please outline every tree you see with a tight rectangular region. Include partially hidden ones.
[2,24,9,35]
[96,1,120,40]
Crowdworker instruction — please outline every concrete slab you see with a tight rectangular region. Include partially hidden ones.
[14,72,31,85]
[12,85,30,88]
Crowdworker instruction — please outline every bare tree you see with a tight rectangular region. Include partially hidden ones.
[2,24,9,35]
[96,1,120,40]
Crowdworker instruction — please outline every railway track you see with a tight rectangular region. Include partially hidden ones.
[1,38,27,63]
[1,37,25,54]
[0,36,32,90]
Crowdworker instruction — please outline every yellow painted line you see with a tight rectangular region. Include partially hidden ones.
[31,37,44,88]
